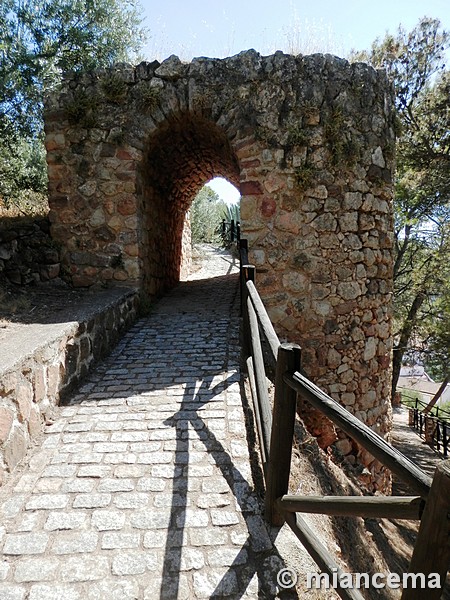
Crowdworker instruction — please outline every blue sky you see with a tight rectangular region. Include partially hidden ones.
[139,0,449,203]
[141,0,449,61]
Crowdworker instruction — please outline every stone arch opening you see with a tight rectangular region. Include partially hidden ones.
[138,113,240,296]
[45,51,396,488]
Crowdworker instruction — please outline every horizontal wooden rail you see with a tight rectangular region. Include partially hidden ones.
[403,460,450,600]
[246,280,280,369]
[238,240,448,598]
[284,512,365,600]
[285,371,433,498]
[247,296,272,460]
[277,494,423,520]
[246,356,268,474]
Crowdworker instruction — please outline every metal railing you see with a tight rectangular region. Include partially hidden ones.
[220,218,240,246]
[407,398,450,457]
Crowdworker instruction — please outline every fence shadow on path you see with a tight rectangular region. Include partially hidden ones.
[161,371,299,599]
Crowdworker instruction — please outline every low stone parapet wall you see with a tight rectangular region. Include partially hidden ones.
[0,288,139,484]
[0,216,61,285]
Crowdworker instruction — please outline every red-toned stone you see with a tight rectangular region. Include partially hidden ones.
[378,355,390,369]
[72,274,94,287]
[17,382,32,422]
[0,372,18,395]
[47,364,61,397]
[28,406,42,438]
[260,198,277,217]
[116,149,133,160]
[4,428,27,471]
[33,368,46,403]
[241,159,260,169]
[240,181,263,195]
[117,196,136,216]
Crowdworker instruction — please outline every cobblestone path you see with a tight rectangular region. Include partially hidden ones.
[0,247,298,600]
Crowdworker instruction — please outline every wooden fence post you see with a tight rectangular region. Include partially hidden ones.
[265,343,301,526]
[424,416,436,444]
[402,460,450,600]
[239,239,248,317]
[241,264,255,361]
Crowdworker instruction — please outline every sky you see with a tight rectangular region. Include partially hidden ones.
[139,0,450,203]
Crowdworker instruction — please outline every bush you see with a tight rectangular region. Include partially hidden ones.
[190,185,227,246]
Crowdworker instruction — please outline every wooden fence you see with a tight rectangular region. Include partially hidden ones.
[239,239,450,600]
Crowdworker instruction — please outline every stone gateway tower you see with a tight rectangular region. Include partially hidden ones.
[45,51,395,488]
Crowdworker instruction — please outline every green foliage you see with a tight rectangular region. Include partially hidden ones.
[420,273,450,381]
[294,163,317,191]
[66,89,100,127]
[190,186,227,246]
[286,125,309,147]
[352,17,450,396]
[222,202,240,224]
[323,108,360,166]
[0,137,47,204]
[101,73,129,104]
[436,401,450,423]
[401,390,450,421]
[134,82,161,113]
[400,389,424,408]
[0,0,146,141]
[0,0,147,208]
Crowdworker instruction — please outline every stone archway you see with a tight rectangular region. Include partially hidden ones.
[45,50,396,487]
[138,114,240,293]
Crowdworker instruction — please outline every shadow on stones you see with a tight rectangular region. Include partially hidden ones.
[162,373,298,599]
[61,269,297,598]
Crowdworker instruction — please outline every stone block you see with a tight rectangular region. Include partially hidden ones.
[33,367,46,404]
[0,372,18,395]
[28,406,42,438]
[241,181,263,195]
[0,407,14,443]
[47,363,61,398]
[335,438,353,455]
[4,428,27,471]
[117,196,136,216]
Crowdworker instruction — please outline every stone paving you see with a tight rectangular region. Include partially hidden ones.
[0,246,299,600]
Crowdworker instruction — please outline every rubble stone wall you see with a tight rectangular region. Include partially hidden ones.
[0,217,60,285]
[45,50,396,490]
[0,290,139,484]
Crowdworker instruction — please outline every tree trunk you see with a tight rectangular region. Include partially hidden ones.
[391,290,426,401]
[423,375,450,415]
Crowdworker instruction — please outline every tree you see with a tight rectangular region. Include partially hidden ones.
[190,185,229,246]
[0,0,146,204]
[351,18,450,397]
